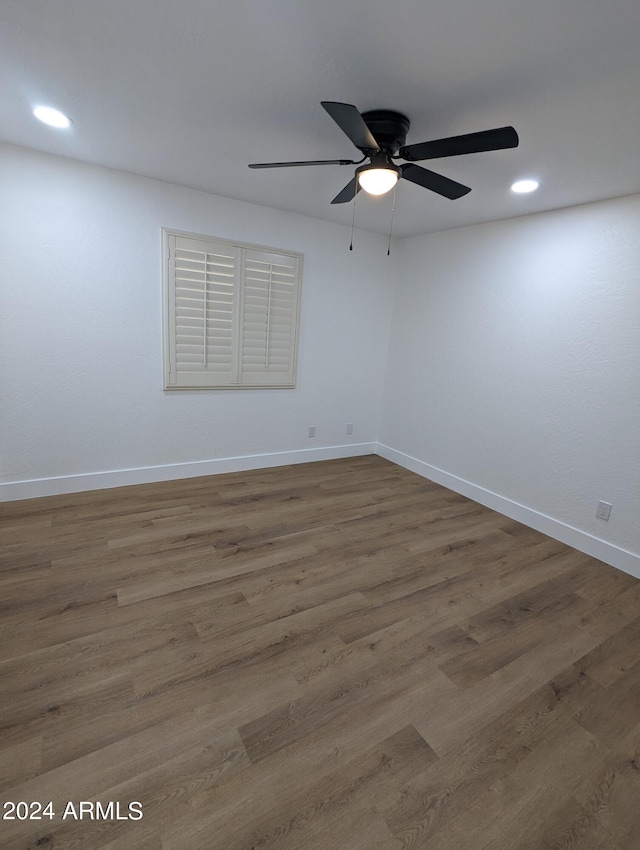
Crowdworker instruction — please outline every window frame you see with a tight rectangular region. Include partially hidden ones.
[162,228,303,390]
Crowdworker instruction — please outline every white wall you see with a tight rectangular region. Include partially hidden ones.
[380,194,640,573]
[0,144,396,497]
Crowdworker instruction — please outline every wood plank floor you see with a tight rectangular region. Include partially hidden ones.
[1,455,639,849]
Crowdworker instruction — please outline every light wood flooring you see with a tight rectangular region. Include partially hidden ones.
[1,455,640,849]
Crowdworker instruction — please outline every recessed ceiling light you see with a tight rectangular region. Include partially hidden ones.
[33,106,72,129]
[511,179,539,194]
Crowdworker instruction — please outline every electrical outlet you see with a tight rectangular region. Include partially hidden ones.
[346,423,353,435]
[308,426,316,438]
[596,500,612,521]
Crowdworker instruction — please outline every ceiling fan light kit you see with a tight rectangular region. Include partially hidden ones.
[357,157,400,196]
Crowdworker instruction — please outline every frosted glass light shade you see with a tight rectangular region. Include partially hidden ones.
[358,167,399,196]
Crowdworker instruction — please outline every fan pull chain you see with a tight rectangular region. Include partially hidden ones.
[387,183,397,256]
[349,188,358,251]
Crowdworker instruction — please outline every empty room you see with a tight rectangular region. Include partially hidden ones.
[1,1,639,848]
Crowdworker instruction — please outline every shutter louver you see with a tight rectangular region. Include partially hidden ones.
[164,232,300,389]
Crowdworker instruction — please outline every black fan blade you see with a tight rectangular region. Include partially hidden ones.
[401,164,471,199]
[321,102,380,153]
[249,158,357,169]
[331,176,361,205]
[399,126,519,162]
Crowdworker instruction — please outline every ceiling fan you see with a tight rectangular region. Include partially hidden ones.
[249,101,519,204]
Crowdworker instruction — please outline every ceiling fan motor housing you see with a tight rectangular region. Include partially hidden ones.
[361,110,410,154]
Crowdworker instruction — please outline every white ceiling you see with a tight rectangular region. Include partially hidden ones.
[2,0,640,237]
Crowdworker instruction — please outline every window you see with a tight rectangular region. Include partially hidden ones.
[163,230,302,389]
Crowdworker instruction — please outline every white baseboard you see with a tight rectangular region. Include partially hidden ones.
[5,441,638,581]
[376,443,640,580]
[0,443,376,502]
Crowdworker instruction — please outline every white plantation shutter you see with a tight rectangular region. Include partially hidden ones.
[240,250,300,386]
[167,235,240,387]
[164,231,301,389]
